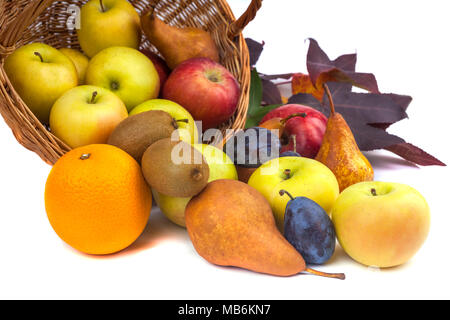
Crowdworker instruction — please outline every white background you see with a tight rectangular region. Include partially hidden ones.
[1,0,450,300]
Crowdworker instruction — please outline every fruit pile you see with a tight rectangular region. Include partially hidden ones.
[4,0,431,278]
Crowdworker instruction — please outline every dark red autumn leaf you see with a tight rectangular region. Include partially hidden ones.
[333,53,357,72]
[307,38,380,94]
[384,94,412,112]
[292,43,366,102]
[245,38,445,166]
[385,143,446,166]
[261,78,282,105]
[288,92,403,150]
[290,83,408,126]
[370,94,413,131]
[245,38,264,67]
[347,120,406,151]
[289,91,445,165]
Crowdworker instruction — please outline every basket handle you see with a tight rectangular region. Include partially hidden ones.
[0,0,55,57]
[228,0,263,39]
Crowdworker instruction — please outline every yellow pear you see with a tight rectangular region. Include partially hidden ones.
[315,85,374,192]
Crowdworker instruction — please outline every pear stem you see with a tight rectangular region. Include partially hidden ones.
[280,113,307,125]
[305,267,346,280]
[99,0,105,12]
[279,189,295,201]
[90,91,98,104]
[323,84,336,115]
[34,52,44,63]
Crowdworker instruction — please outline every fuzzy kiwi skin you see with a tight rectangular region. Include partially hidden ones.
[141,138,210,197]
[108,110,178,163]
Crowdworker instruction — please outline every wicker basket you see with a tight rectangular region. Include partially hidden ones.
[0,0,261,165]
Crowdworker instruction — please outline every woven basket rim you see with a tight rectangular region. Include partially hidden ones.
[0,0,262,165]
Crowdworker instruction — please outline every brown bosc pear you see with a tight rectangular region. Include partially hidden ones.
[185,179,345,279]
[316,84,374,192]
[140,8,220,70]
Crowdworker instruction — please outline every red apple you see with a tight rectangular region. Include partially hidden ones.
[141,49,170,90]
[162,57,240,130]
[260,104,327,158]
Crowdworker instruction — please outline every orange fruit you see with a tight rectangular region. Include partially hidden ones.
[45,144,152,255]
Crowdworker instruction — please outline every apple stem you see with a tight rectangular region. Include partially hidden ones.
[283,169,291,179]
[371,188,377,196]
[279,189,295,201]
[99,0,105,12]
[305,267,345,280]
[34,52,44,63]
[172,118,189,129]
[80,153,91,160]
[90,91,98,104]
[280,113,307,125]
[323,83,336,115]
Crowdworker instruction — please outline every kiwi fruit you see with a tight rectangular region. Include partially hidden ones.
[107,110,179,162]
[142,138,210,197]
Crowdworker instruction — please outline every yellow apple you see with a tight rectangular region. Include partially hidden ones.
[50,85,128,148]
[4,43,78,123]
[77,0,141,58]
[130,99,199,144]
[60,48,89,84]
[86,47,159,111]
[331,181,430,268]
[153,144,238,227]
[85,46,160,111]
[248,156,339,230]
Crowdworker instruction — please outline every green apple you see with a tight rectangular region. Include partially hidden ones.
[50,85,128,148]
[77,0,141,58]
[4,43,78,123]
[85,46,160,111]
[248,156,339,230]
[130,99,199,144]
[60,48,89,84]
[331,181,430,268]
[153,144,238,227]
